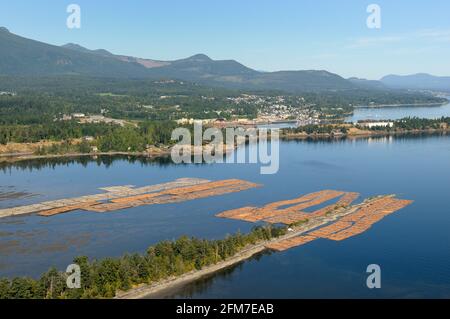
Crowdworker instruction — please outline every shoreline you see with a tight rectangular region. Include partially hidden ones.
[281,127,450,140]
[1,128,449,163]
[0,150,171,163]
[115,198,370,299]
[354,102,447,108]
[0,142,240,164]
[115,245,267,299]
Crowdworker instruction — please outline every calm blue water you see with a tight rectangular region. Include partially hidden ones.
[1,134,450,298]
[347,99,450,122]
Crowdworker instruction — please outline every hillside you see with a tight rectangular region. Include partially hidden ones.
[3,27,449,94]
[381,73,450,91]
[0,27,150,77]
[348,77,387,90]
[0,27,356,92]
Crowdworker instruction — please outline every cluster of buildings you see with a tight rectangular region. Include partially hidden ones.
[0,91,16,96]
[176,118,217,125]
[258,104,322,125]
[254,96,322,125]
[356,121,394,129]
[226,94,294,107]
[61,113,127,126]
[174,94,329,128]
[175,117,259,128]
[154,80,180,84]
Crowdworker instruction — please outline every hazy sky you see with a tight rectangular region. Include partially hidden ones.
[1,0,449,79]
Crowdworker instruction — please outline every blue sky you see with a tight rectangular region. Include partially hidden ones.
[1,0,449,79]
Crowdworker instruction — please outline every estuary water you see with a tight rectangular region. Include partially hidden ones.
[1,133,450,298]
[347,98,450,122]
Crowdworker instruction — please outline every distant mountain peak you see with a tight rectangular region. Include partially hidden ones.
[0,27,10,33]
[62,43,87,50]
[62,43,113,57]
[186,54,212,62]
[381,73,450,91]
[93,49,113,56]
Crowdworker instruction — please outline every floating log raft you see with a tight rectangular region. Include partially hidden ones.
[265,235,317,252]
[217,191,413,253]
[308,221,354,238]
[217,190,359,225]
[84,179,261,213]
[325,198,414,241]
[0,178,260,218]
[38,202,101,216]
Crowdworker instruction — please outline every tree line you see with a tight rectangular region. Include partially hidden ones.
[0,121,180,154]
[282,117,450,136]
[392,117,450,130]
[358,117,450,131]
[0,225,287,299]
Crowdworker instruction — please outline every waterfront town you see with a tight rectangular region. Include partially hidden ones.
[61,93,391,130]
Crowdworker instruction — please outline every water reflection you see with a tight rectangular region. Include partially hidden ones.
[0,154,173,172]
[150,251,274,299]
[1,132,448,171]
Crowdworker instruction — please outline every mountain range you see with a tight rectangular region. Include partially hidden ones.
[380,73,450,91]
[1,27,449,92]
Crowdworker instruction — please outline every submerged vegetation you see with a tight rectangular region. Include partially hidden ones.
[0,225,287,299]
